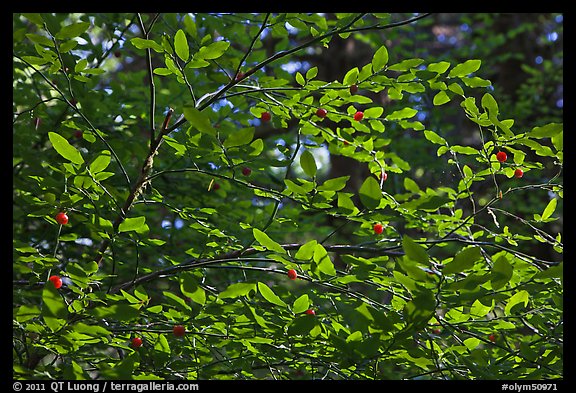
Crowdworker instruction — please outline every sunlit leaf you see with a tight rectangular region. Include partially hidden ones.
[358,176,382,210]
[300,149,317,178]
[253,228,286,254]
[48,132,84,165]
[174,29,189,61]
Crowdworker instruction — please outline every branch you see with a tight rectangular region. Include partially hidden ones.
[166,12,431,133]
[13,54,132,188]
[137,12,160,146]
[110,243,404,294]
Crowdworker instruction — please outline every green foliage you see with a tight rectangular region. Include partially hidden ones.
[13,13,562,381]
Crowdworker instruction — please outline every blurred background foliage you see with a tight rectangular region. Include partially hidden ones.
[13,13,562,380]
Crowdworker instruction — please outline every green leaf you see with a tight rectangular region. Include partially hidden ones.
[287,315,317,336]
[318,176,349,191]
[385,107,418,121]
[41,283,68,332]
[16,305,41,322]
[249,138,264,156]
[337,192,357,215]
[371,45,389,72]
[402,235,429,265]
[306,66,318,80]
[224,127,254,148]
[180,272,206,305]
[433,91,451,106]
[463,337,481,351]
[403,177,420,193]
[314,244,336,276]
[130,37,164,53]
[253,228,286,254]
[60,40,77,54]
[443,246,482,274]
[387,58,424,71]
[448,82,465,96]
[89,150,111,173]
[48,132,84,165]
[247,305,267,328]
[284,179,308,195]
[417,195,452,211]
[154,334,171,354]
[428,61,451,74]
[481,93,499,117]
[541,198,557,220]
[258,282,287,308]
[397,256,428,281]
[533,262,563,281]
[183,105,216,136]
[295,72,305,86]
[451,145,478,155]
[424,130,447,145]
[55,22,90,40]
[529,123,563,138]
[118,216,147,233]
[63,360,91,380]
[22,13,44,25]
[358,176,382,210]
[343,67,359,85]
[90,304,140,322]
[185,59,210,69]
[196,40,230,60]
[295,240,318,260]
[461,76,491,88]
[292,294,310,314]
[183,14,198,38]
[174,29,189,61]
[163,135,186,156]
[448,59,481,78]
[470,299,493,318]
[364,107,384,118]
[300,150,317,177]
[403,288,435,327]
[74,58,88,73]
[218,282,257,300]
[504,290,529,315]
[491,255,513,290]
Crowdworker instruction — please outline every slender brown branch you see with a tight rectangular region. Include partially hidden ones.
[137,13,160,146]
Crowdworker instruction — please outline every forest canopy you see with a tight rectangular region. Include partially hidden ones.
[13,13,563,381]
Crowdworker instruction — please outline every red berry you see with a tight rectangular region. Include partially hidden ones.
[287,269,298,280]
[379,171,388,181]
[131,337,143,348]
[353,111,364,121]
[514,168,524,178]
[114,51,121,58]
[260,111,271,122]
[212,182,220,191]
[489,334,497,343]
[55,212,69,225]
[432,328,442,335]
[373,223,384,235]
[496,151,507,163]
[48,275,62,289]
[74,130,83,139]
[316,108,327,118]
[173,325,186,337]
[242,167,252,176]
[305,309,315,316]
[350,84,358,95]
